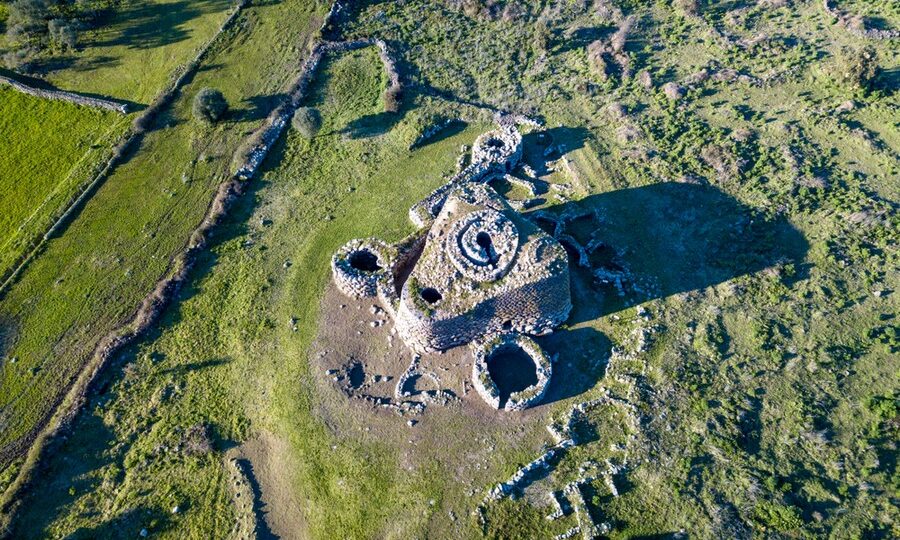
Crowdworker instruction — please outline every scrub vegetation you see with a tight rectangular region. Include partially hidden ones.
[0,0,897,538]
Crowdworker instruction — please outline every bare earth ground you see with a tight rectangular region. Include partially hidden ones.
[235,430,306,540]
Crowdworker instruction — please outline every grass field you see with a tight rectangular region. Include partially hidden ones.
[0,88,127,279]
[4,0,899,538]
[9,45,479,539]
[2,0,236,104]
[0,0,325,497]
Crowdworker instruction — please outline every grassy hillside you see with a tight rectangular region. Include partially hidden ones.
[5,0,899,538]
[0,0,325,494]
[1,0,235,104]
[10,45,471,539]
[0,88,127,278]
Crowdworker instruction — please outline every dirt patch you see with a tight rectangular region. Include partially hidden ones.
[234,430,307,540]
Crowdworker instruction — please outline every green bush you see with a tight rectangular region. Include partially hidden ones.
[835,46,879,92]
[192,88,228,124]
[292,106,322,138]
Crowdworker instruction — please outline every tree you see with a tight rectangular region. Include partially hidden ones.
[6,0,51,45]
[48,19,77,51]
[192,88,229,124]
[292,106,322,138]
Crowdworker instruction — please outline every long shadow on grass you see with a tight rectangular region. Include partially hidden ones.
[534,181,808,404]
[539,182,809,327]
[93,0,230,50]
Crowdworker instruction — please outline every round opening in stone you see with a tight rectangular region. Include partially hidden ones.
[348,249,381,272]
[486,345,538,409]
[485,137,504,148]
[420,287,442,304]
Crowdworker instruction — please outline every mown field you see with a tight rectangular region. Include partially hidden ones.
[1,0,234,104]
[0,0,238,282]
[0,0,325,509]
[0,88,127,279]
[4,0,899,538]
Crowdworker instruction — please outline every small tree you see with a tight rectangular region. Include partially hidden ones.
[192,88,228,124]
[292,106,322,138]
[675,0,699,16]
[48,19,77,51]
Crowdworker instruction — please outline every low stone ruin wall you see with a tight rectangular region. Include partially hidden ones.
[408,125,523,227]
[823,0,899,39]
[471,334,552,411]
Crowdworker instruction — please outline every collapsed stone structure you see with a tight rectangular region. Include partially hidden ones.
[331,122,572,410]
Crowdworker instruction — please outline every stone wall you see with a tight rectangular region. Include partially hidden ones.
[0,74,129,113]
[331,238,396,299]
[471,334,552,411]
[396,272,571,353]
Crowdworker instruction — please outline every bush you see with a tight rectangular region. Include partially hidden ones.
[48,19,77,51]
[836,46,879,92]
[192,88,229,124]
[292,106,322,138]
[383,86,402,113]
[674,0,699,16]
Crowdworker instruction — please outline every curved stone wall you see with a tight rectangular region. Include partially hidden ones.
[331,238,395,299]
[471,334,553,411]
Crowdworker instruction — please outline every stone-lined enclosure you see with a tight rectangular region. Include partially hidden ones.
[331,120,573,410]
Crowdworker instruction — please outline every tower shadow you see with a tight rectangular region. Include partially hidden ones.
[534,181,809,404]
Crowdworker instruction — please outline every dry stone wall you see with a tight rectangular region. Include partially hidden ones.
[330,121,571,412]
[0,74,129,113]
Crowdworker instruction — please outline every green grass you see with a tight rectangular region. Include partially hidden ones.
[36,0,234,104]
[9,46,487,539]
[0,88,128,280]
[6,0,900,538]
[0,0,324,482]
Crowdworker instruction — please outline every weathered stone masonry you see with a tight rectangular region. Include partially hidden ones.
[332,121,572,410]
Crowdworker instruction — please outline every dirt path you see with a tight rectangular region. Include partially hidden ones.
[235,431,307,540]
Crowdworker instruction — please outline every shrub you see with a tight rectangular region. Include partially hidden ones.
[192,88,229,124]
[383,86,402,113]
[674,0,699,16]
[2,46,38,71]
[835,46,879,92]
[48,19,77,51]
[292,106,322,138]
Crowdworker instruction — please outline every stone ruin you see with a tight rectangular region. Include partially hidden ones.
[330,121,573,410]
